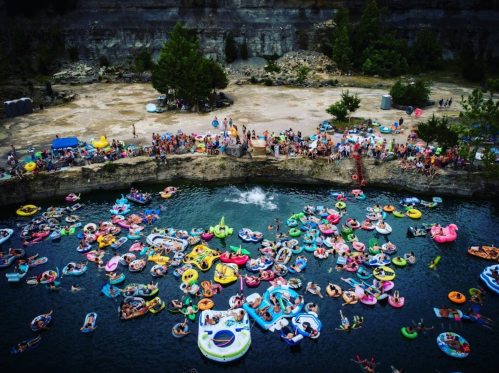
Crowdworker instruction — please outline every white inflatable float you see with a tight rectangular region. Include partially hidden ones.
[198,309,251,363]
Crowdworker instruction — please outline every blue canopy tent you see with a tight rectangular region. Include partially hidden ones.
[51,137,81,157]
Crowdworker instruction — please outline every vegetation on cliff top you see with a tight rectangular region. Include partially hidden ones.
[152,23,228,106]
[331,1,496,82]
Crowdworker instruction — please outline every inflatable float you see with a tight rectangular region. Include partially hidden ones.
[431,224,458,243]
[209,217,233,239]
[243,285,304,331]
[198,309,251,363]
[436,332,470,358]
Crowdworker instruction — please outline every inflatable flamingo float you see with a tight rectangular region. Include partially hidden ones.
[431,224,458,243]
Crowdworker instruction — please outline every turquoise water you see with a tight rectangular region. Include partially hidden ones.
[1,183,499,373]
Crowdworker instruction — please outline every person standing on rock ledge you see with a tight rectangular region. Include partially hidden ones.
[132,124,136,138]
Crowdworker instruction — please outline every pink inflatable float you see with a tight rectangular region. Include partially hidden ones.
[326,214,340,224]
[431,224,458,243]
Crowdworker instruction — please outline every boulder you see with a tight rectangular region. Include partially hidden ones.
[176,146,189,155]
[225,144,243,158]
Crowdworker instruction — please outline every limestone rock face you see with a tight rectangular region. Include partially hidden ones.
[0,155,497,206]
[1,1,498,64]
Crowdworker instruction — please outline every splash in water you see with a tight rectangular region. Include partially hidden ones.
[224,186,277,210]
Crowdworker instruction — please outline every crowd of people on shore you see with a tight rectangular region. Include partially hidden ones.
[3,114,467,181]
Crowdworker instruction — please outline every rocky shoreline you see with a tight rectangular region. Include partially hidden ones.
[0,155,497,207]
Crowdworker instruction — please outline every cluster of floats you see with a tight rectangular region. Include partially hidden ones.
[3,187,497,362]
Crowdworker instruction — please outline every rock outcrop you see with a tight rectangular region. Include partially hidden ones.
[0,1,498,64]
[0,155,496,206]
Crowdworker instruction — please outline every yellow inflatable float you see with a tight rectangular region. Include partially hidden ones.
[24,162,36,172]
[230,126,237,137]
[97,234,115,248]
[184,245,220,271]
[16,205,39,216]
[92,136,109,148]
[182,268,199,283]
[214,263,238,284]
[406,209,422,219]
[159,191,172,199]
[148,254,170,265]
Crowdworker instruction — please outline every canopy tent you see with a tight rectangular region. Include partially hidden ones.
[51,137,79,149]
[51,137,81,157]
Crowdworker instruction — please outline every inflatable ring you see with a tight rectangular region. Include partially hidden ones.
[289,228,301,237]
[448,291,466,304]
[406,209,422,219]
[383,205,395,212]
[336,201,346,210]
[181,268,199,283]
[179,282,200,294]
[198,298,214,310]
[230,127,237,137]
[201,281,214,297]
[401,327,418,339]
[352,175,358,181]
[326,283,342,297]
[25,162,36,172]
[469,288,483,298]
[16,205,39,216]
[172,323,189,338]
[160,192,172,199]
[392,257,407,267]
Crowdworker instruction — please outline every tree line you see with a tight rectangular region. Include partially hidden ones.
[330,1,496,82]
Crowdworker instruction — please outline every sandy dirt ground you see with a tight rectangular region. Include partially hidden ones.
[0,80,473,155]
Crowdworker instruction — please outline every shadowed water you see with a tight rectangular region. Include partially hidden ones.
[1,183,498,373]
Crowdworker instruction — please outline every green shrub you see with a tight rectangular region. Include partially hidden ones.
[250,76,258,84]
[225,32,238,63]
[67,45,78,62]
[45,81,53,96]
[36,43,55,74]
[264,78,273,86]
[104,161,117,173]
[99,55,110,67]
[264,60,281,73]
[134,50,153,72]
[326,102,348,122]
[390,79,432,107]
[296,66,310,83]
[240,41,249,60]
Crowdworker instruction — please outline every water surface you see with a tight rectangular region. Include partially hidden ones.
[1,183,498,373]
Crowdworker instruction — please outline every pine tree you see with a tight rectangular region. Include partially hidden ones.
[241,40,249,60]
[206,59,229,93]
[225,32,238,63]
[416,114,438,146]
[410,27,443,71]
[352,1,381,64]
[332,26,352,71]
[152,23,226,106]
